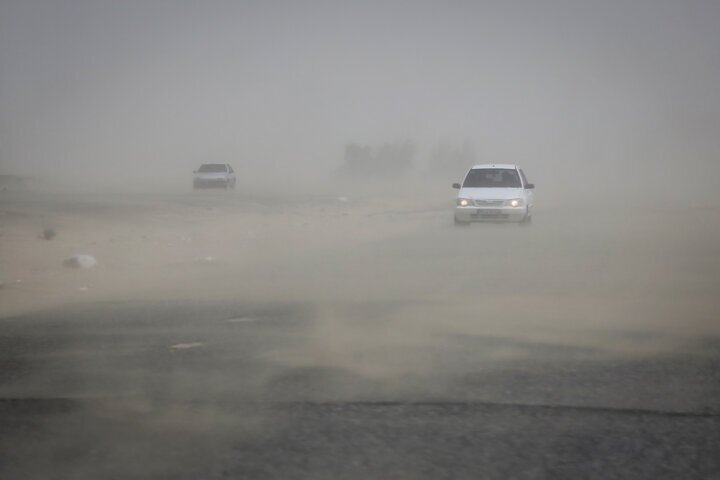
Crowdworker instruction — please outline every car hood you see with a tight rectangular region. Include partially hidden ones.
[194,172,228,179]
[458,188,524,200]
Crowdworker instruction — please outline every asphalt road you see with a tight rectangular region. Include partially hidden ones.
[1,300,719,480]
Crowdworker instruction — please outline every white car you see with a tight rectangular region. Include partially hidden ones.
[193,163,236,190]
[453,164,534,225]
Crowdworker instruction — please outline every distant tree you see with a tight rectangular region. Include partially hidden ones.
[343,143,374,174]
[340,141,415,177]
[427,140,477,174]
[374,141,415,174]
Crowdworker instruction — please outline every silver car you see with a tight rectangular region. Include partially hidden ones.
[193,163,236,190]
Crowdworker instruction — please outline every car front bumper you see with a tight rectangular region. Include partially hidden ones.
[193,179,229,188]
[454,206,528,222]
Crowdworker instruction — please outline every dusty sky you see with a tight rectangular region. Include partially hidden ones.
[1,0,719,193]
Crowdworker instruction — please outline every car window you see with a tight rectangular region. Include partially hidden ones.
[463,169,521,188]
[198,164,227,173]
[228,165,234,173]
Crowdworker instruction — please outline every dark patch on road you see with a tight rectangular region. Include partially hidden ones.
[2,398,718,479]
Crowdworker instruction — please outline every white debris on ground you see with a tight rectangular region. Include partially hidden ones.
[169,342,205,351]
[62,254,97,269]
[337,196,349,202]
[78,286,89,291]
[226,317,257,323]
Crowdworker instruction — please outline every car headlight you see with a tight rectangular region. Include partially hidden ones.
[457,198,473,207]
[505,198,525,207]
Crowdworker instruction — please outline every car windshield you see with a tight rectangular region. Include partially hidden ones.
[463,168,521,188]
[198,164,227,173]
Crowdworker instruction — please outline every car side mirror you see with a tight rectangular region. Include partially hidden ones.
[452,183,461,189]
[525,183,535,189]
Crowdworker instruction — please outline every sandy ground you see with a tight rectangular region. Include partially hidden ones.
[2,187,719,346]
[0,189,418,311]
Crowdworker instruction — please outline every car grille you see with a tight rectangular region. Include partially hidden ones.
[474,199,504,207]
[471,209,509,218]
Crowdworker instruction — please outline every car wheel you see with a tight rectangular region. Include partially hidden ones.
[520,210,532,225]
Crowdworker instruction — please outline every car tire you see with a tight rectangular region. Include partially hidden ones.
[520,210,532,225]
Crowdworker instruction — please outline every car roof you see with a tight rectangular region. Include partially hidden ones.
[470,164,519,170]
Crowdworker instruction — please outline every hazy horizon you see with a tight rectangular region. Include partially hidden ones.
[1,0,719,201]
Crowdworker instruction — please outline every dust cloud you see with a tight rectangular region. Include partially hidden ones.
[1,1,720,478]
